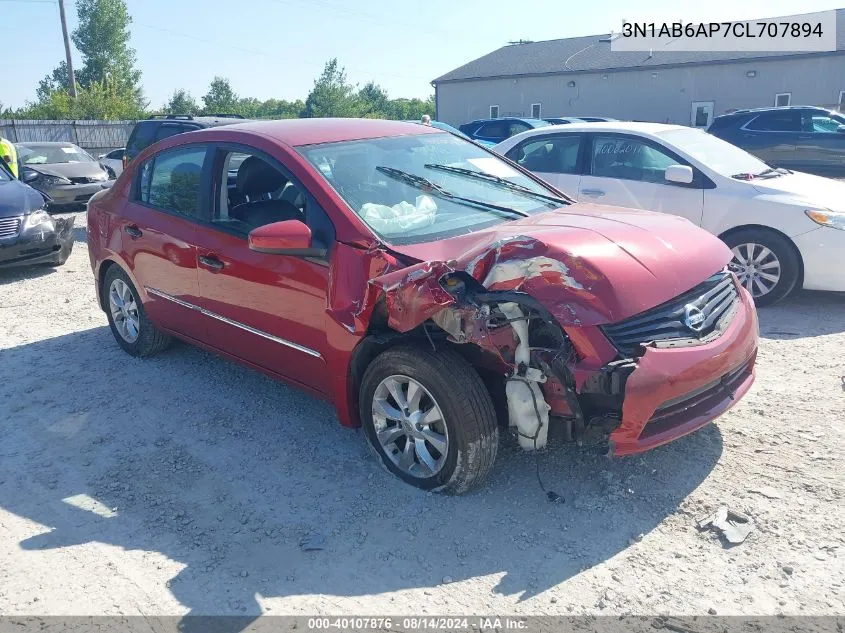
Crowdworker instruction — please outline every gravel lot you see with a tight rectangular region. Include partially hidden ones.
[1,210,843,622]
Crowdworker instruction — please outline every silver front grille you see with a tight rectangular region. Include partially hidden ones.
[0,216,22,239]
[601,271,739,356]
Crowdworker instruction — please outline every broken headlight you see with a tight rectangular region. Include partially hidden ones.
[22,209,55,231]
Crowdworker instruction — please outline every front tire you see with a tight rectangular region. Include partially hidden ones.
[723,229,800,307]
[104,265,172,357]
[359,344,499,494]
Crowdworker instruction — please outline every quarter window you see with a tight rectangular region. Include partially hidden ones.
[591,136,678,183]
[509,135,582,174]
[138,147,206,217]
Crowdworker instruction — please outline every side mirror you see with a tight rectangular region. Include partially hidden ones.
[665,164,694,184]
[836,125,845,134]
[248,220,326,257]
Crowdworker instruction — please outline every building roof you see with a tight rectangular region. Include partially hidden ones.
[433,10,845,83]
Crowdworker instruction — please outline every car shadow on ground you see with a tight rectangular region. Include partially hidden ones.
[0,328,723,632]
[0,264,57,284]
[758,290,845,339]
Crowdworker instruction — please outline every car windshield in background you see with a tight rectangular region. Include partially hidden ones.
[658,128,771,179]
[19,145,95,165]
[298,133,566,245]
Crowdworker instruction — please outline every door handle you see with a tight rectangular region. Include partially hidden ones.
[580,188,605,197]
[199,255,224,270]
[124,224,142,239]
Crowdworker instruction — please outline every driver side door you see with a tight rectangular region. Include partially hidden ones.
[577,133,706,226]
[191,144,335,395]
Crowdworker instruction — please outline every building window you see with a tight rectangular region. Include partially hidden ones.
[774,93,791,107]
[489,105,499,119]
[531,103,541,118]
[839,91,845,111]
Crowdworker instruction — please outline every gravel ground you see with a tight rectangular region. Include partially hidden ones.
[0,210,843,622]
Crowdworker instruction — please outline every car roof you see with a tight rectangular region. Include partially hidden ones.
[184,118,444,146]
[503,121,689,138]
[714,105,833,118]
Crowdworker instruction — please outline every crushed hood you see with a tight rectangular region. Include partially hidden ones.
[382,204,732,327]
[24,161,107,180]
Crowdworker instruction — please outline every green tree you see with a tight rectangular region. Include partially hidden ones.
[357,81,390,118]
[13,77,145,120]
[162,89,199,115]
[202,77,239,114]
[36,0,144,114]
[302,59,360,118]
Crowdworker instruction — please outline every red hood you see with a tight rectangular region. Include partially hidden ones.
[387,204,732,325]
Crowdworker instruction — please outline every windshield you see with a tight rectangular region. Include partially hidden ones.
[18,144,95,165]
[657,128,770,178]
[298,132,567,245]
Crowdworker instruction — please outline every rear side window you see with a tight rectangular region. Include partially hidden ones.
[745,111,800,132]
[508,135,582,174]
[138,147,207,218]
[476,121,508,138]
[126,121,158,156]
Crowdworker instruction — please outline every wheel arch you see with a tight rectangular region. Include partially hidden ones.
[718,224,805,290]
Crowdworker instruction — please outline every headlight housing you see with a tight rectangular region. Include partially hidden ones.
[35,173,72,187]
[23,209,55,231]
[805,209,845,231]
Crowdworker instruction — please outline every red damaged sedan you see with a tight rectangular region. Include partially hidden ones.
[87,119,759,493]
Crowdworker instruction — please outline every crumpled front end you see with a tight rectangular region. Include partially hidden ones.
[334,217,758,455]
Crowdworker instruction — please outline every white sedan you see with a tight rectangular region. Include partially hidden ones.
[494,122,845,305]
[97,147,125,178]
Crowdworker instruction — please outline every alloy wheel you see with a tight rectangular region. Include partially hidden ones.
[371,375,449,478]
[108,278,140,343]
[729,243,782,298]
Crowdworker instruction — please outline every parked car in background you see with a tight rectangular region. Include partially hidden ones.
[708,106,845,177]
[99,147,125,178]
[458,117,550,145]
[16,142,113,212]
[544,116,618,124]
[407,119,470,139]
[124,114,249,168]
[88,118,757,493]
[0,159,74,269]
[495,121,845,305]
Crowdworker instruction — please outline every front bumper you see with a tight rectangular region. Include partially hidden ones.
[0,216,75,268]
[608,285,759,456]
[38,181,112,208]
[792,227,845,292]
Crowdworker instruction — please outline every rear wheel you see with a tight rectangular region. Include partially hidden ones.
[359,345,498,494]
[104,265,172,357]
[723,229,800,307]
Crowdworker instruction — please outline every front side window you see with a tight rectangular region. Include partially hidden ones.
[138,146,206,217]
[213,150,305,234]
[508,135,582,174]
[298,132,568,245]
[591,135,678,183]
[801,111,845,133]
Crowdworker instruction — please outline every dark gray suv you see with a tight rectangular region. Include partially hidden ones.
[708,106,845,177]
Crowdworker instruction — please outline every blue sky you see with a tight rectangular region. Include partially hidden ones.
[2,0,842,110]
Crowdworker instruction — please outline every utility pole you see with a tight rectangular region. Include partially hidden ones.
[58,0,77,98]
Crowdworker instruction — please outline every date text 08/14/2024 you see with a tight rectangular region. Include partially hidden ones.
[307,617,528,630]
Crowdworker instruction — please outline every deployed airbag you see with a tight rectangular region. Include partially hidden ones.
[360,195,437,235]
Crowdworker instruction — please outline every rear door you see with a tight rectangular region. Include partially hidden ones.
[577,133,706,225]
[191,144,334,395]
[119,144,209,337]
[736,110,800,168]
[504,132,583,197]
[794,110,845,176]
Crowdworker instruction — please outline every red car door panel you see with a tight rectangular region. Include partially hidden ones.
[118,201,203,337]
[194,226,331,395]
